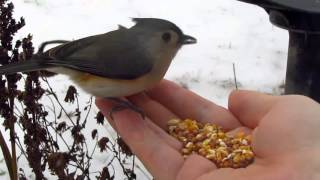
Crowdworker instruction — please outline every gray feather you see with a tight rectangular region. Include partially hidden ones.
[0,60,52,75]
[42,29,153,79]
[0,19,168,79]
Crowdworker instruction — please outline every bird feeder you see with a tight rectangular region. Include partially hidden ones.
[237,0,320,102]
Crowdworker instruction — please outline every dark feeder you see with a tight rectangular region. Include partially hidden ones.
[237,0,320,102]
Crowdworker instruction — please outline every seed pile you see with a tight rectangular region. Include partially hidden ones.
[167,119,254,168]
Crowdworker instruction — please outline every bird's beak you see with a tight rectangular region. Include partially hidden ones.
[180,34,197,45]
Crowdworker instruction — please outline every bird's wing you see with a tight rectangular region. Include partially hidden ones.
[43,30,153,80]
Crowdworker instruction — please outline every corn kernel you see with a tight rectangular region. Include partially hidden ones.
[167,119,181,126]
[167,118,254,169]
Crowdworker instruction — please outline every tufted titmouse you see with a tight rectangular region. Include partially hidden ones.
[0,18,196,117]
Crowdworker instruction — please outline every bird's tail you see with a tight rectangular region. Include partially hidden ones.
[0,60,51,75]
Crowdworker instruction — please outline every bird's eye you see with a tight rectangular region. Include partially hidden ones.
[162,32,171,42]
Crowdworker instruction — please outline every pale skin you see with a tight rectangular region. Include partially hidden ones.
[96,79,320,180]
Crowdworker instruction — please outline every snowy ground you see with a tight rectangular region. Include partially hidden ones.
[1,0,288,179]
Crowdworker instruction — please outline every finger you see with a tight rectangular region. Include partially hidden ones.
[176,154,217,180]
[228,90,280,128]
[198,161,287,180]
[97,103,184,180]
[128,93,178,130]
[96,98,182,150]
[147,80,241,130]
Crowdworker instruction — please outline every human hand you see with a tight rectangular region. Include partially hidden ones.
[96,80,320,180]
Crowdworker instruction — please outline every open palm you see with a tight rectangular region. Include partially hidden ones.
[96,80,320,180]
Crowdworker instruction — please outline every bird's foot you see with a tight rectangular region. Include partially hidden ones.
[107,97,145,120]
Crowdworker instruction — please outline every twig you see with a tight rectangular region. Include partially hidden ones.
[15,137,27,160]
[9,96,18,180]
[0,130,14,180]
[233,63,238,90]
[83,97,93,127]
[44,94,58,142]
[42,77,76,126]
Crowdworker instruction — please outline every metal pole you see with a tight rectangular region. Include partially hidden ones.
[285,31,320,102]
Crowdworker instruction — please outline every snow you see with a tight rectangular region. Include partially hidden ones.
[0,0,288,179]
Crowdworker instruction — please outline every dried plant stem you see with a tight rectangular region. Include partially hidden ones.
[9,129,17,180]
[15,137,27,160]
[9,95,18,180]
[0,130,14,180]
[42,77,76,126]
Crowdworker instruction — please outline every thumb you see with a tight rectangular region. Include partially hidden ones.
[228,90,280,128]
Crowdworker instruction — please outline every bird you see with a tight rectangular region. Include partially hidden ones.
[0,18,197,118]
